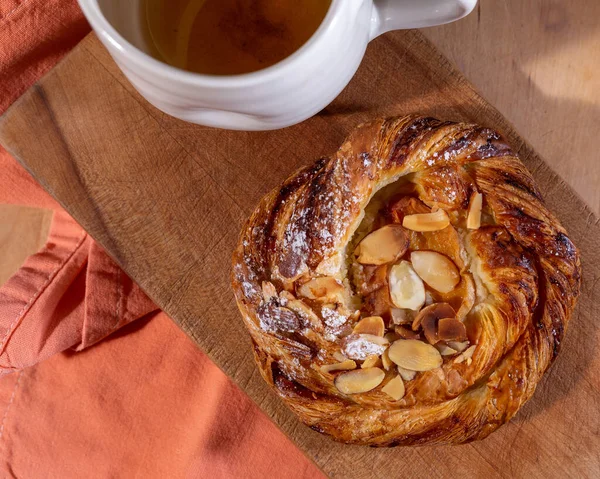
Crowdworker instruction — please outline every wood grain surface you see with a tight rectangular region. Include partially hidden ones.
[425,0,600,215]
[0,29,598,478]
[0,205,52,286]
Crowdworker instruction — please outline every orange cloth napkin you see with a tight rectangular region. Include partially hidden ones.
[0,1,322,477]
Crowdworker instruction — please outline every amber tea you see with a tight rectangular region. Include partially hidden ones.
[142,0,332,75]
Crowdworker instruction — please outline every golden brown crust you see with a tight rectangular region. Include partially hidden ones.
[231,115,581,446]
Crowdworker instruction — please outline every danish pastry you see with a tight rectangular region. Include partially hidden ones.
[231,115,581,446]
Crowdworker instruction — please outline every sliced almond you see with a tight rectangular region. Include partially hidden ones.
[397,366,417,381]
[362,355,383,369]
[320,360,357,374]
[355,225,409,265]
[467,192,483,230]
[357,265,389,295]
[421,315,439,344]
[353,316,385,337]
[333,351,347,362]
[285,298,324,331]
[435,343,458,356]
[341,334,389,360]
[381,349,394,371]
[454,345,477,364]
[411,251,460,294]
[425,291,435,306]
[279,290,295,302]
[389,261,426,310]
[412,303,455,330]
[390,308,411,325]
[262,281,278,302]
[447,340,469,353]
[384,332,401,343]
[388,339,443,371]
[334,367,385,394]
[257,304,300,333]
[297,277,344,302]
[438,317,468,341]
[411,303,456,345]
[402,209,450,232]
[382,375,405,400]
[394,325,421,340]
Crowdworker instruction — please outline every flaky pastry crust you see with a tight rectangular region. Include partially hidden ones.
[231,115,581,446]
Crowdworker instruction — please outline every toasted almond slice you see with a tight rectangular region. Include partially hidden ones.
[381,349,394,371]
[357,265,390,295]
[447,340,469,353]
[454,345,477,364]
[402,209,450,232]
[279,290,295,302]
[341,334,389,360]
[388,339,443,371]
[421,315,439,344]
[362,355,383,368]
[438,317,468,341]
[320,360,357,374]
[435,343,458,356]
[411,251,460,294]
[355,225,409,265]
[382,375,405,400]
[395,325,421,340]
[425,291,435,306]
[384,332,401,343]
[397,366,417,381]
[411,303,456,345]
[467,192,483,230]
[389,261,426,310]
[297,277,344,302]
[285,298,324,331]
[257,304,300,333]
[353,316,385,337]
[262,281,278,302]
[390,308,411,325]
[333,351,347,362]
[334,368,385,394]
[412,303,455,331]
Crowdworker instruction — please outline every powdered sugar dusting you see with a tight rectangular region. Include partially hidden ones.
[234,263,259,298]
[321,306,347,328]
[258,304,299,333]
[288,229,307,255]
[342,336,387,360]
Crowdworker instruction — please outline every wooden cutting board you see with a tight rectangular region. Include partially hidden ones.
[1,31,599,478]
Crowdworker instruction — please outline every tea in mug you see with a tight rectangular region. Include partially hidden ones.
[143,0,332,75]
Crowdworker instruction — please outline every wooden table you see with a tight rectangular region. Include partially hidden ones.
[426,0,600,214]
[1,1,599,477]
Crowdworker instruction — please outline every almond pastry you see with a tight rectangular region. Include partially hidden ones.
[232,115,581,446]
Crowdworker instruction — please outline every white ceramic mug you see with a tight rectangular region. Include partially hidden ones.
[78,0,477,130]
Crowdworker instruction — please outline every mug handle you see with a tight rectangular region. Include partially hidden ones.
[370,0,478,40]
